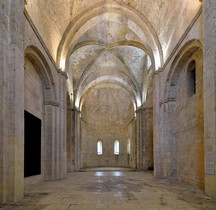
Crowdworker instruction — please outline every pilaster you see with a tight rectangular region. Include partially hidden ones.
[0,0,25,202]
[203,0,216,198]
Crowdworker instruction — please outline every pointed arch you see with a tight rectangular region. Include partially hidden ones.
[57,2,163,70]
[24,46,58,181]
[161,39,204,188]
[25,45,57,103]
[164,39,202,101]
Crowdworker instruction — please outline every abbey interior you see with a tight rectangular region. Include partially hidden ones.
[1,0,216,209]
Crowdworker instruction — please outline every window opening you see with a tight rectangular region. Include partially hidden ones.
[97,140,103,155]
[187,60,196,97]
[114,140,120,155]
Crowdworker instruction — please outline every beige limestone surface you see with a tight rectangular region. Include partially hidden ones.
[25,0,202,63]
[1,170,216,210]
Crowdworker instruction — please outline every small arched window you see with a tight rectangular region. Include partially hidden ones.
[187,60,196,97]
[97,140,103,155]
[114,140,120,155]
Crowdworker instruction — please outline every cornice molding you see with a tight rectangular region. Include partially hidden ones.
[44,101,59,107]
[136,107,153,112]
[160,98,176,106]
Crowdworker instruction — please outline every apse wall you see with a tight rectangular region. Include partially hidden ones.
[80,122,136,168]
[80,86,136,168]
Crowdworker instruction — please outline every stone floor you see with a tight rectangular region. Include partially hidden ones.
[1,170,216,210]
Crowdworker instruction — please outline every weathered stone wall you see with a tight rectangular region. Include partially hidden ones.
[24,58,44,119]
[175,51,204,187]
[153,14,204,189]
[24,7,68,181]
[80,86,136,168]
[136,106,153,170]
[24,57,44,185]
[0,0,25,203]
[67,101,76,172]
[24,17,67,183]
[142,108,153,170]
[80,122,135,168]
[203,0,216,198]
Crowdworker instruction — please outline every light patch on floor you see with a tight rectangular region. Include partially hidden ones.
[94,171,125,177]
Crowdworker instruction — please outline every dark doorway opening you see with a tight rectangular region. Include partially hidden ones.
[24,110,41,177]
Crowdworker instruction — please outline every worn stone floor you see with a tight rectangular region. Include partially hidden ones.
[1,170,216,210]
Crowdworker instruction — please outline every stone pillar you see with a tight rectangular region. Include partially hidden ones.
[74,109,81,171]
[44,103,57,181]
[160,100,177,177]
[153,71,164,178]
[136,107,153,170]
[142,107,153,170]
[203,0,216,198]
[67,106,75,172]
[58,73,67,179]
[44,73,67,181]
[136,108,143,169]
[0,0,25,203]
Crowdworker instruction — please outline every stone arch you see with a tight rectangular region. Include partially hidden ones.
[66,40,150,109]
[162,39,204,188]
[77,76,140,112]
[66,91,75,172]
[24,46,59,181]
[25,45,56,103]
[66,40,155,74]
[74,48,141,97]
[164,39,202,101]
[57,2,163,70]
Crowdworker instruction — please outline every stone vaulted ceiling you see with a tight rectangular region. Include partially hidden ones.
[25,0,202,112]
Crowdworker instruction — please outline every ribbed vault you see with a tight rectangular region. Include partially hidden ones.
[24,0,202,117]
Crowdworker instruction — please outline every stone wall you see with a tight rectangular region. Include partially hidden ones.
[203,0,216,198]
[79,86,136,168]
[175,51,204,187]
[24,58,44,119]
[142,108,153,170]
[0,0,25,203]
[136,107,153,170]
[153,14,204,189]
[80,121,135,168]
[67,98,76,172]
[0,0,68,203]
[24,6,68,182]
[24,57,44,185]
